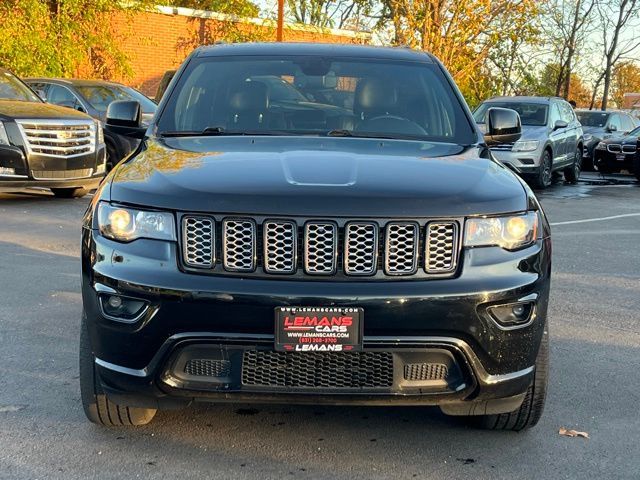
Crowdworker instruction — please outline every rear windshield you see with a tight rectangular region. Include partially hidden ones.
[77,85,157,113]
[474,102,548,126]
[576,111,610,127]
[156,55,475,143]
[0,71,40,102]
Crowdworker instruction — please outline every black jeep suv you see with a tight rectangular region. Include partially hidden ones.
[80,43,551,431]
[0,68,105,198]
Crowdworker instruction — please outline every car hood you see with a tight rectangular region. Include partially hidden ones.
[110,137,527,217]
[519,125,549,141]
[600,133,639,145]
[581,126,605,137]
[0,100,92,121]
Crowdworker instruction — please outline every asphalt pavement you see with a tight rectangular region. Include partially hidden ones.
[1,172,639,480]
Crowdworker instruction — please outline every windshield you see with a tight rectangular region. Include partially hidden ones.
[156,55,475,143]
[474,102,548,126]
[0,71,41,102]
[76,85,157,113]
[576,111,610,127]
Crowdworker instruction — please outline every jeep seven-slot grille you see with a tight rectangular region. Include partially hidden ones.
[241,350,394,389]
[180,216,460,278]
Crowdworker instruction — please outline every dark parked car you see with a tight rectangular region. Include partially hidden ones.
[155,70,176,102]
[0,68,105,197]
[80,43,551,431]
[575,109,638,170]
[593,125,640,179]
[25,78,156,170]
[474,96,583,189]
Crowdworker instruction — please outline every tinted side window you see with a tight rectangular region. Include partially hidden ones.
[608,114,622,131]
[549,103,562,125]
[48,85,82,110]
[621,114,635,132]
[560,102,574,123]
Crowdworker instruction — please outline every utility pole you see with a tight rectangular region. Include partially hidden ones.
[277,0,284,42]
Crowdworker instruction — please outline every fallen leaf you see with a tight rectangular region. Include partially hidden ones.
[559,427,589,439]
[0,405,27,413]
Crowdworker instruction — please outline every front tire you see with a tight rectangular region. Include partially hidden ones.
[79,312,157,426]
[533,149,553,189]
[51,187,87,198]
[473,325,549,431]
[564,146,581,184]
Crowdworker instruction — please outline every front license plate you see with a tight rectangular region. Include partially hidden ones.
[616,153,626,161]
[275,307,363,352]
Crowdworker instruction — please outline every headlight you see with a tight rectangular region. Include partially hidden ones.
[96,120,104,144]
[97,202,176,242]
[0,122,10,145]
[465,212,538,251]
[512,140,539,152]
[583,133,593,143]
[595,142,606,150]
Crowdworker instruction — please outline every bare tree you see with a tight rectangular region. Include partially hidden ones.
[595,0,640,110]
[286,0,373,29]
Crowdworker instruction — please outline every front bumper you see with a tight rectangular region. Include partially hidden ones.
[491,149,542,175]
[0,144,106,192]
[594,148,636,171]
[82,228,551,412]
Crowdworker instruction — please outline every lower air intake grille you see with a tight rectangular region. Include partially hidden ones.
[404,363,448,381]
[184,359,231,377]
[31,168,92,180]
[241,350,394,389]
[426,222,458,273]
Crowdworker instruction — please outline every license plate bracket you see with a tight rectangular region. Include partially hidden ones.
[275,307,363,352]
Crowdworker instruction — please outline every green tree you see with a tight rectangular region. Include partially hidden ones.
[0,0,153,79]
[171,0,260,17]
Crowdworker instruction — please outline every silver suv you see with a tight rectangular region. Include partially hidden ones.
[474,96,583,188]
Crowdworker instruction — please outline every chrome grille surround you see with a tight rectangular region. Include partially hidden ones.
[222,218,256,272]
[304,222,338,275]
[16,119,96,158]
[344,222,378,275]
[607,144,621,153]
[425,222,458,273]
[385,222,418,275]
[182,216,215,268]
[263,220,297,274]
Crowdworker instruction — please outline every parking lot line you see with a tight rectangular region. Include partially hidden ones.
[550,213,640,226]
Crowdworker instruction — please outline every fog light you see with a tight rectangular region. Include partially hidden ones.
[99,294,148,323]
[107,295,123,309]
[0,167,16,175]
[487,302,535,329]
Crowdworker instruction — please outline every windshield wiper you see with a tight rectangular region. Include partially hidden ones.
[160,127,301,137]
[324,129,415,140]
[160,126,229,137]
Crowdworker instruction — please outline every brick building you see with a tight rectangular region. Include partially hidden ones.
[106,5,370,97]
[623,93,640,110]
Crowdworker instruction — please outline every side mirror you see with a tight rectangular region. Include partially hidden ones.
[553,120,568,131]
[606,124,617,133]
[106,100,141,128]
[105,100,145,139]
[484,107,521,146]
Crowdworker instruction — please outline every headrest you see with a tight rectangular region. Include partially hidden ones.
[229,81,268,111]
[354,78,398,116]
